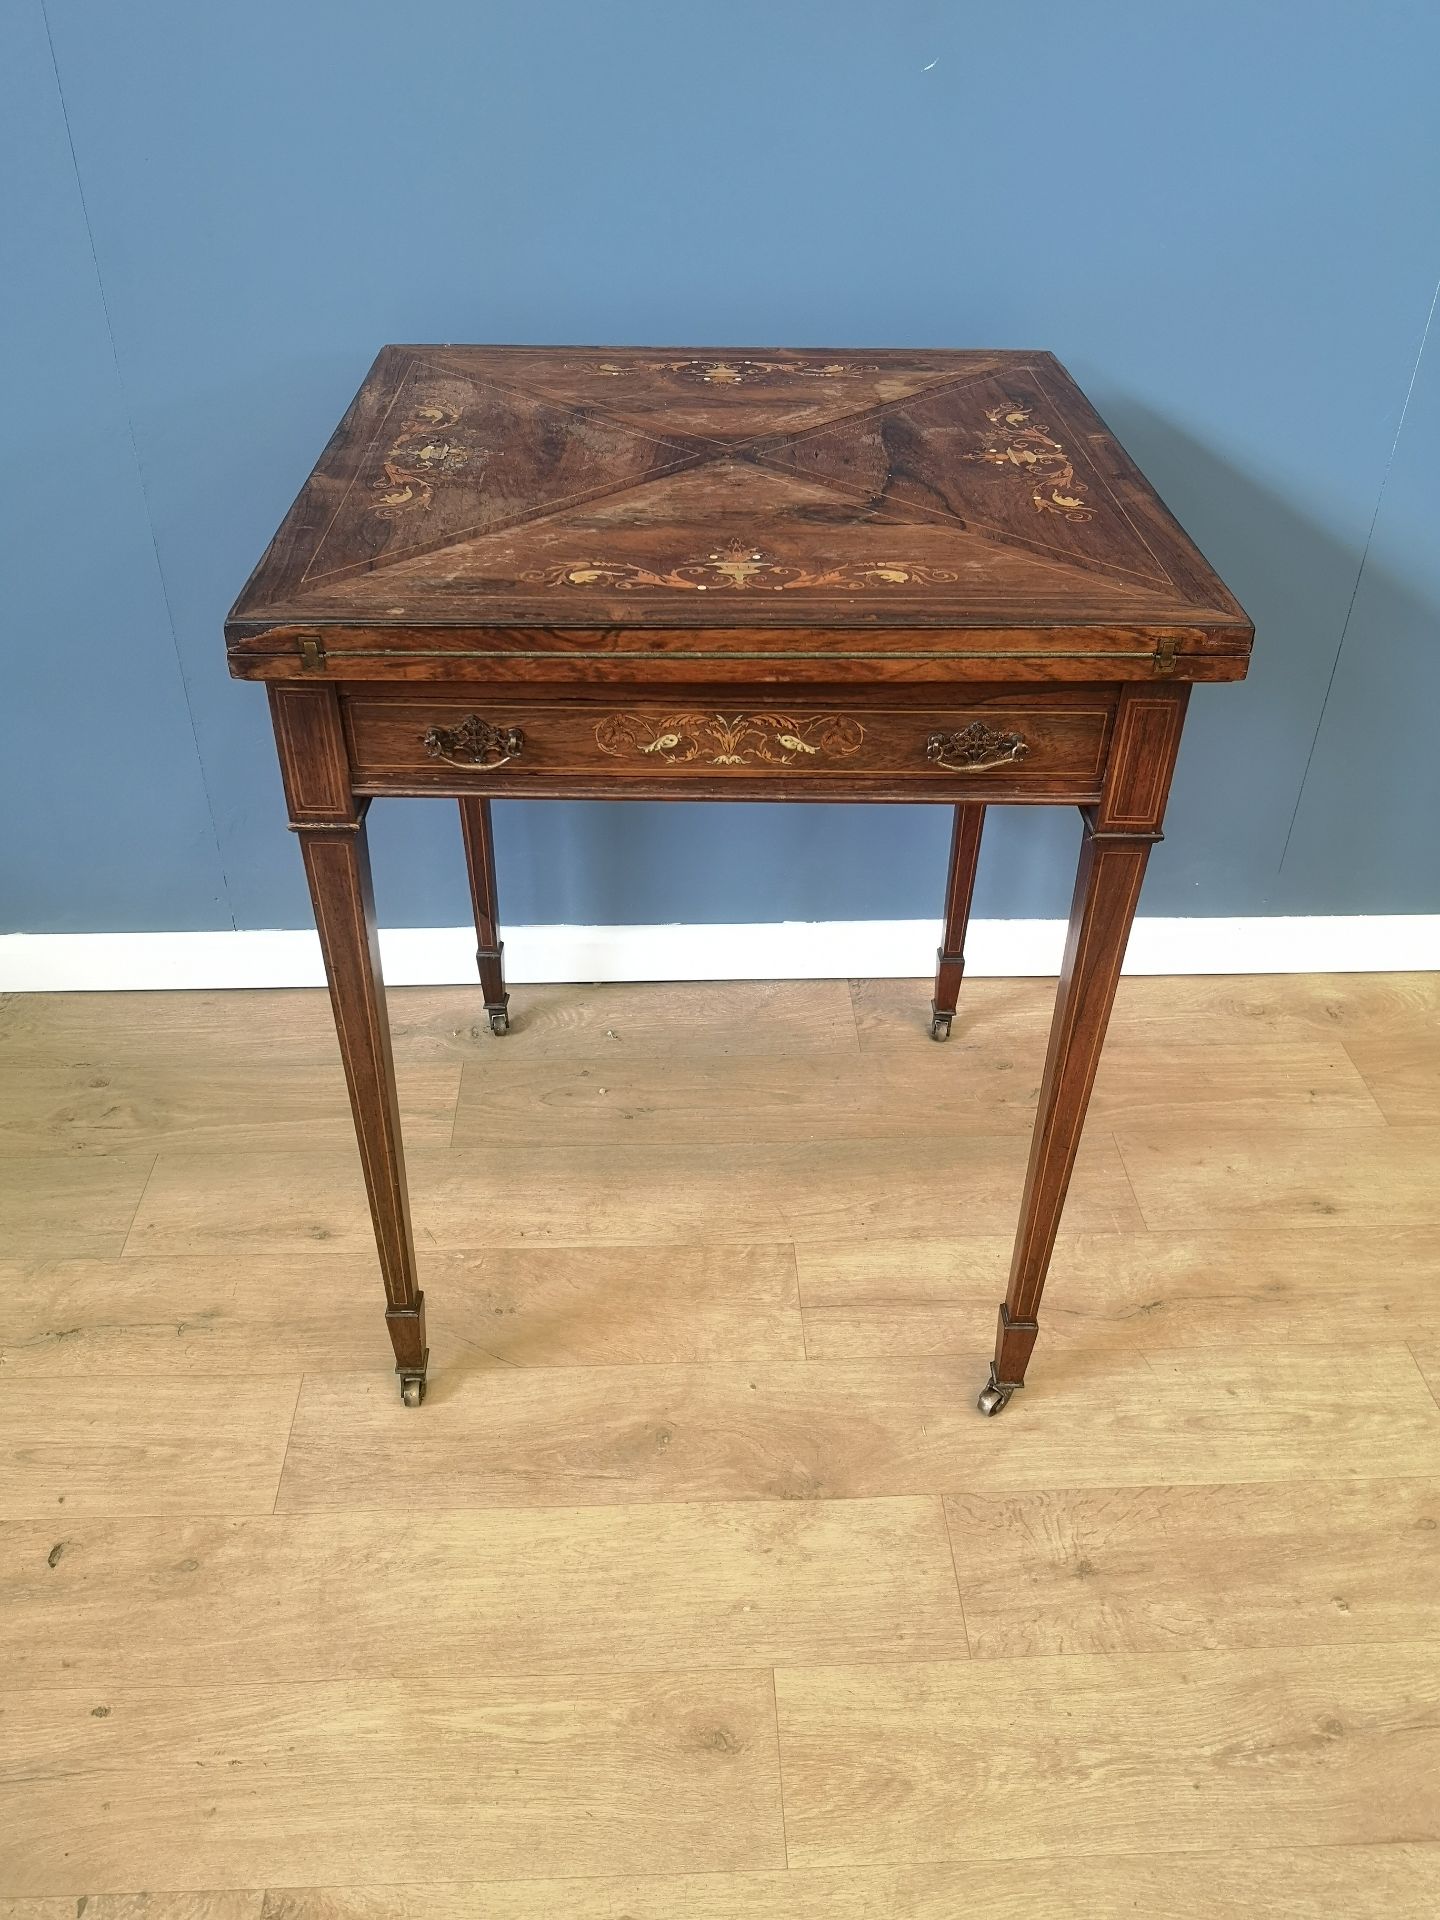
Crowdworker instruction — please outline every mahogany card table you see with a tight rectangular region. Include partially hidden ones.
[227,346,1253,1412]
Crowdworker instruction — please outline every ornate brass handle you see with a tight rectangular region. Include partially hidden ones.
[423,716,526,769]
[925,722,1029,772]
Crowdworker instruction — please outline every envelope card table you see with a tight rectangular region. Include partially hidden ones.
[227,346,1253,1412]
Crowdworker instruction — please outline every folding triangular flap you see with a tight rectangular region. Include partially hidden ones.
[289,457,1197,621]
[302,354,712,584]
[423,346,989,444]
[746,365,1176,589]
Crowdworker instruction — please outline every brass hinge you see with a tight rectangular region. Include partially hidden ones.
[296,631,326,673]
[1152,638,1179,676]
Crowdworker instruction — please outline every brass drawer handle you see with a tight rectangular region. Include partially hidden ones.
[423,716,526,769]
[926,722,1029,771]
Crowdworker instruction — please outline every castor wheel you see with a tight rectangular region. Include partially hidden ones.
[486,1007,509,1035]
[399,1373,426,1408]
[976,1363,1019,1417]
[929,1009,954,1042]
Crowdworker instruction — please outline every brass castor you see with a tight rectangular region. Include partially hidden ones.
[977,1362,1019,1416]
[399,1373,426,1408]
[929,1009,954,1042]
[487,1007,510,1035]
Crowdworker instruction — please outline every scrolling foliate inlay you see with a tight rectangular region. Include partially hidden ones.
[965,400,1096,522]
[525,540,959,594]
[372,403,480,513]
[595,712,867,767]
[578,358,884,386]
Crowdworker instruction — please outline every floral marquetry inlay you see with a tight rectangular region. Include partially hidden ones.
[241,347,1222,634]
[595,712,867,768]
[578,358,883,386]
[371,403,482,513]
[525,540,959,594]
[965,400,1096,522]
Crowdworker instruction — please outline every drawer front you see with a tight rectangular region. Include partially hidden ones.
[342,694,1115,798]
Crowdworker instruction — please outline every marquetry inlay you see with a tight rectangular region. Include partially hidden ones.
[594,711,866,767]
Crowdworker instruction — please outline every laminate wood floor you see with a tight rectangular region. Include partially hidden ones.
[2,972,1439,1915]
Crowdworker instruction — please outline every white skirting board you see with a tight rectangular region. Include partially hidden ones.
[0,916,1437,991]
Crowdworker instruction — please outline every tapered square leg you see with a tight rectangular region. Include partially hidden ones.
[270,685,428,1405]
[979,819,1150,1413]
[980,684,1189,1414]
[300,823,429,1403]
[459,796,510,1034]
[930,803,986,1040]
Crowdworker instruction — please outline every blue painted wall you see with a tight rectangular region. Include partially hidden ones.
[5,1,1438,934]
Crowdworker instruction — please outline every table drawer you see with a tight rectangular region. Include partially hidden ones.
[342,692,1115,797]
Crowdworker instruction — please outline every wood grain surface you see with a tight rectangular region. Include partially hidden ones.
[121,1133,1142,1259]
[254,1850,1440,1919]
[0,1670,785,1891]
[2,973,1437,1908]
[774,1644,1440,1867]
[225,347,1253,684]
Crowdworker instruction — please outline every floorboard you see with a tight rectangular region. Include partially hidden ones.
[2,973,1437,1909]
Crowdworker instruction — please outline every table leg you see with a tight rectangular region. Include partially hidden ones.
[271,686,428,1406]
[979,818,1149,1413]
[930,803,986,1041]
[979,684,1189,1415]
[458,796,510,1035]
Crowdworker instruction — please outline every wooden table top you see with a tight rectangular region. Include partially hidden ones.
[226,347,1252,683]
